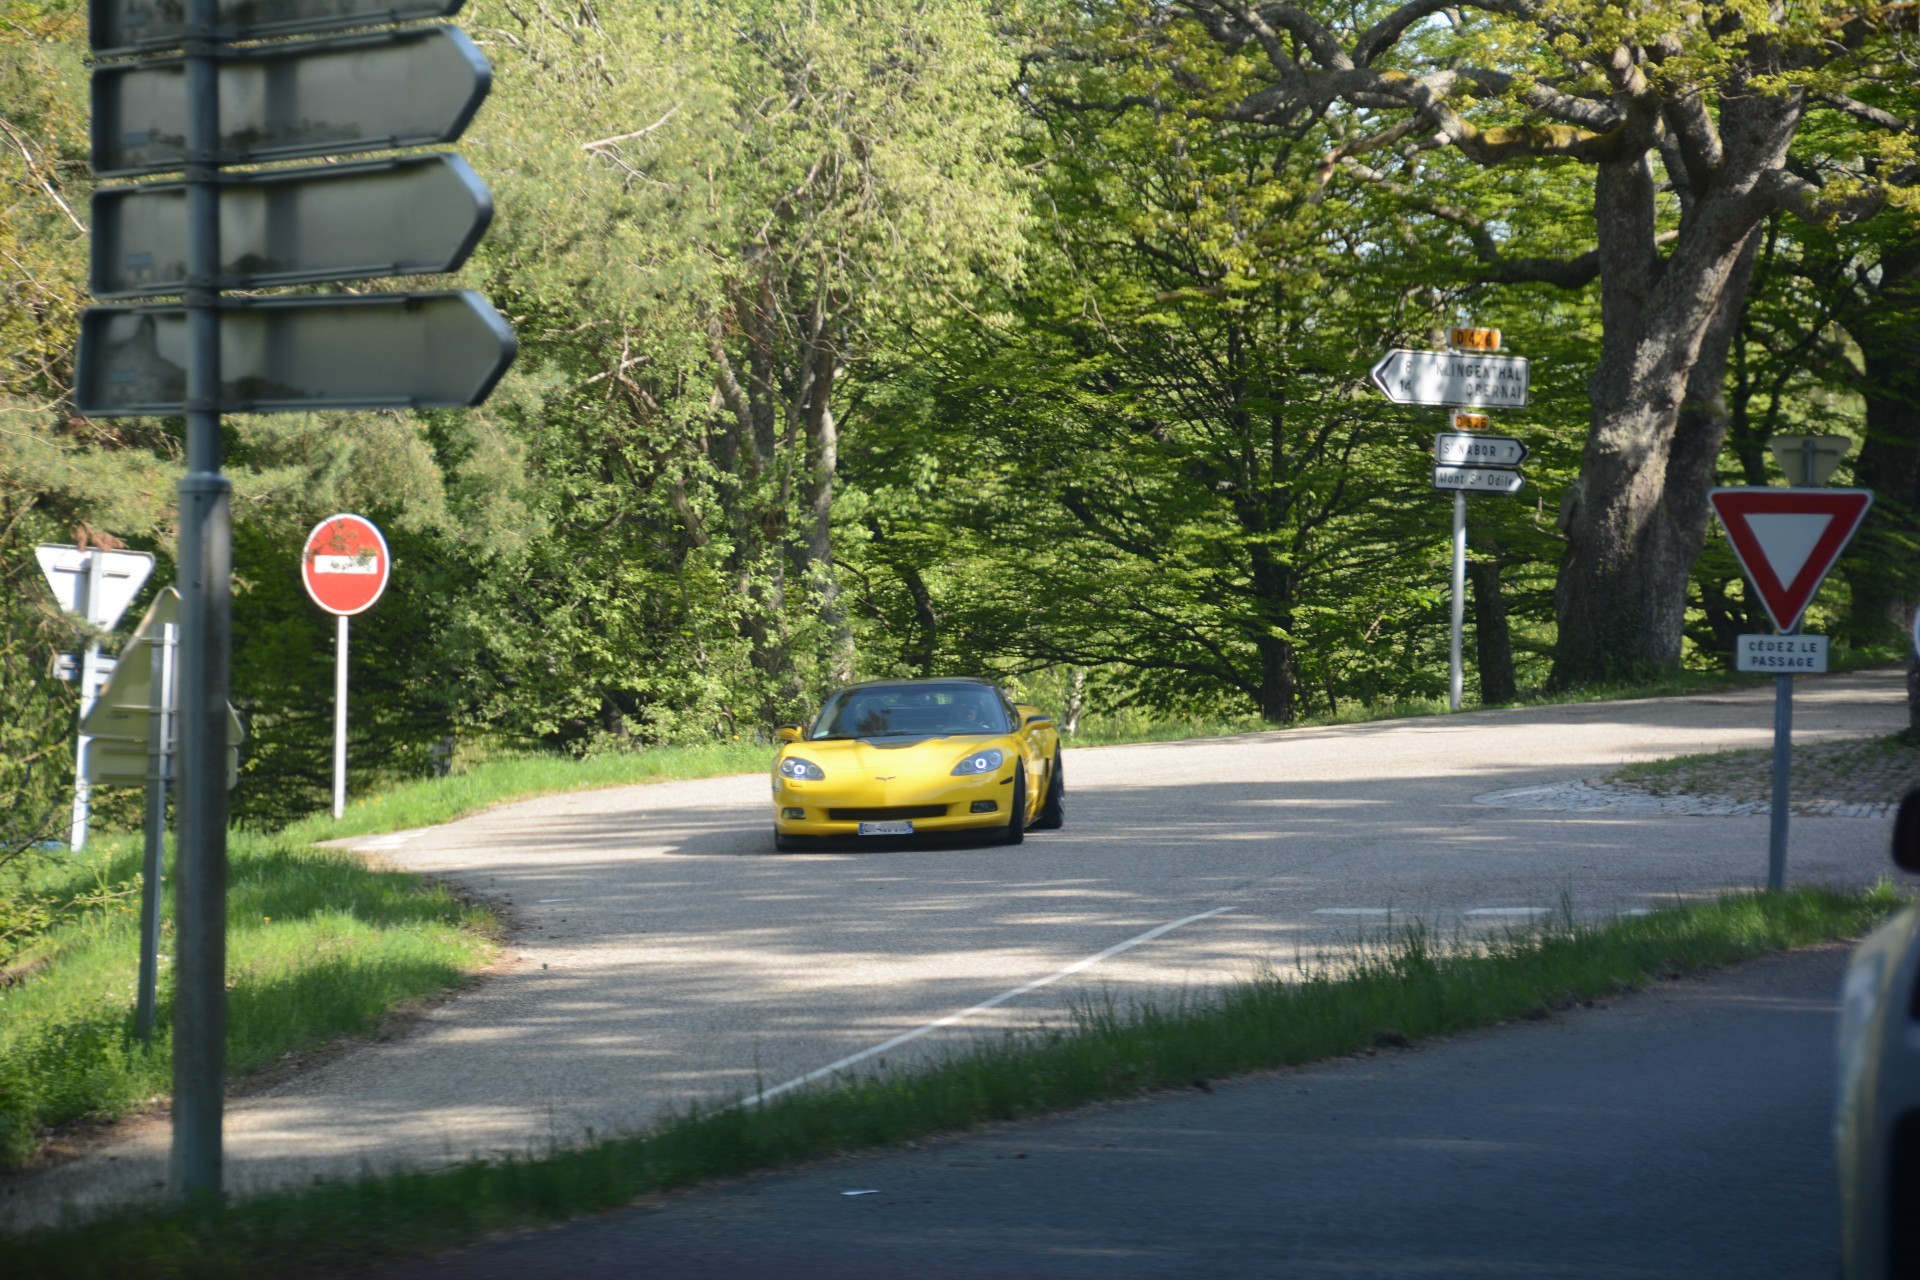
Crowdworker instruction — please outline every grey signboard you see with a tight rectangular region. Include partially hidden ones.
[91,26,490,177]
[1735,634,1828,674]
[75,291,517,415]
[92,0,466,56]
[1432,465,1525,495]
[92,155,492,297]
[1433,431,1528,468]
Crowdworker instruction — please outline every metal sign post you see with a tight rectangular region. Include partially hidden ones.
[82,0,510,1203]
[1709,486,1874,891]
[1766,623,1797,892]
[1371,333,1531,711]
[135,619,176,1043]
[301,514,391,819]
[168,0,229,1200]
[1449,491,1466,711]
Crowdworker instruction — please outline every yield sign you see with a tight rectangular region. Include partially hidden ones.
[1708,488,1873,633]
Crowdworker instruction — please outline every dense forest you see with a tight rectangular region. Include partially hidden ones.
[3,0,1917,859]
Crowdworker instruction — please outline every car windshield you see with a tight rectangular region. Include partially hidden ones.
[811,684,1012,739]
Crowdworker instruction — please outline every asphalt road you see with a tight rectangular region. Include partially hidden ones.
[374,944,1855,1280]
[2,671,1907,1229]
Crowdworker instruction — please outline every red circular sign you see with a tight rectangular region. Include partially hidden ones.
[301,514,390,616]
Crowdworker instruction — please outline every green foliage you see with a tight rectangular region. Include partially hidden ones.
[1,0,1913,833]
[838,1,1598,721]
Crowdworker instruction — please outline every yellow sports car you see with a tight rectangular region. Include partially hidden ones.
[771,678,1064,851]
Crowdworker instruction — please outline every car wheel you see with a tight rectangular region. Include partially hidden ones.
[1001,767,1026,845]
[774,829,807,853]
[1033,752,1064,830]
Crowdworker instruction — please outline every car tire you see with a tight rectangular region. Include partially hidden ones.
[1001,767,1027,845]
[774,829,807,853]
[1033,752,1064,830]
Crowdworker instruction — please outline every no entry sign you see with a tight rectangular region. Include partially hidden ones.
[302,514,390,616]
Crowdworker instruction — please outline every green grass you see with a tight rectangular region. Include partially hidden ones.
[1609,731,1920,807]
[0,830,493,1170]
[4,883,1904,1278]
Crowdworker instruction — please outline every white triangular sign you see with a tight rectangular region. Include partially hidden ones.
[1744,513,1831,591]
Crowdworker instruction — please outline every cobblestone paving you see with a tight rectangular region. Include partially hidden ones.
[1477,733,1919,818]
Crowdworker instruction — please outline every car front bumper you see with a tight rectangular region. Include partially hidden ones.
[772,769,1015,837]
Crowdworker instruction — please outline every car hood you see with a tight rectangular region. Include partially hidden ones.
[791,735,1004,776]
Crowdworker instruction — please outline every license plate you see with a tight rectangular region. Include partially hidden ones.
[858,820,914,836]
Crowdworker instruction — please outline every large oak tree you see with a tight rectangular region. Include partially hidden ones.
[1168,0,1920,685]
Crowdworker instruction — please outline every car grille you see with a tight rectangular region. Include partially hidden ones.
[829,805,947,821]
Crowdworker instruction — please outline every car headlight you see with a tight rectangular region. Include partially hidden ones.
[778,756,826,782]
[952,747,1004,776]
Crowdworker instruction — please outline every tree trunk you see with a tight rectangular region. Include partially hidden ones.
[1550,152,1771,687]
[1844,245,1920,645]
[1249,542,1298,722]
[1062,666,1086,735]
[1468,554,1517,704]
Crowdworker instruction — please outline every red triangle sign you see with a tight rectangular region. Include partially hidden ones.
[1708,487,1872,633]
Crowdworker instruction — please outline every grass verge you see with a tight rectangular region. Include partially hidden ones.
[1608,731,1920,809]
[5,882,1904,1278]
[0,742,777,1170]
[0,831,493,1170]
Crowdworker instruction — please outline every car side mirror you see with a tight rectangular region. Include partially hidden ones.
[1894,788,1920,874]
[1024,713,1052,727]
[776,724,803,743]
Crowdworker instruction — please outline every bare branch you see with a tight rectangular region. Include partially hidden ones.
[1180,0,1349,72]
[0,115,86,233]
[1815,92,1914,134]
[1456,68,1621,130]
[581,106,680,152]
[1353,0,1538,65]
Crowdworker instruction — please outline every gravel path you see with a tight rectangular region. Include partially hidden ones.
[1480,725,1918,818]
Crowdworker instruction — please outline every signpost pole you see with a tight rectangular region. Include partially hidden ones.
[334,615,348,819]
[70,551,105,850]
[135,621,175,1044]
[1449,491,1466,711]
[1766,623,1797,892]
[171,0,230,1202]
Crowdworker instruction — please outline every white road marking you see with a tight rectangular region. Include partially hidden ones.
[534,898,576,904]
[1313,908,1391,916]
[1464,907,1551,917]
[740,905,1239,1108]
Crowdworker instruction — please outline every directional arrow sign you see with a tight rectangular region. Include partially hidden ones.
[75,291,517,416]
[92,0,466,56]
[92,156,493,297]
[35,545,155,628]
[91,26,491,178]
[1434,432,1528,468]
[1708,488,1873,634]
[1372,349,1530,408]
[1433,465,1524,495]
